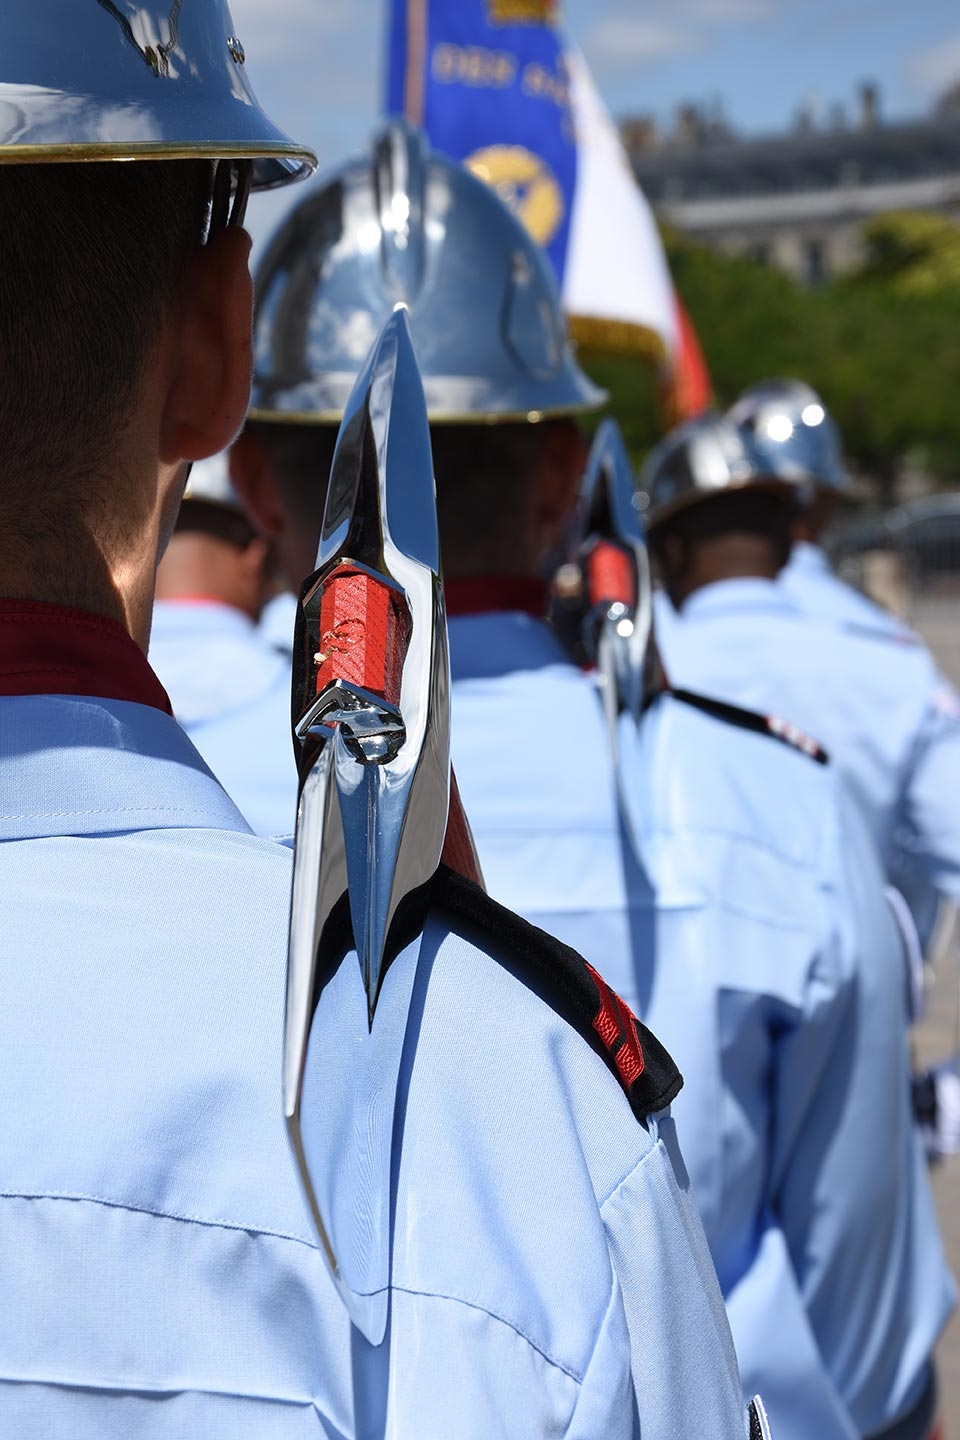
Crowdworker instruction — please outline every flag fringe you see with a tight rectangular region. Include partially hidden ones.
[569,314,668,368]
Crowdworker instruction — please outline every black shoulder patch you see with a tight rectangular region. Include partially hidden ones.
[314,865,683,1124]
[430,865,683,1124]
[670,687,829,765]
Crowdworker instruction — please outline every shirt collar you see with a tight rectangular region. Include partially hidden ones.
[258,591,298,655]
[151,597,256,642]
[0,693,251,840]
[788,540,831,577]
[680,576,798,623]
[444,575,549,621]
[447,611,568,682]
[0,599,172,714]
[0,600,248,840]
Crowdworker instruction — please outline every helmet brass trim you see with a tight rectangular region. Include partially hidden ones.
[247,393,609,428]
[0,140,316,180]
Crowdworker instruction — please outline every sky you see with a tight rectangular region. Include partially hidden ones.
[231,0,960,250]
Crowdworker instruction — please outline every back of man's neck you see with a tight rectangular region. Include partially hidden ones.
[0,561,145,651]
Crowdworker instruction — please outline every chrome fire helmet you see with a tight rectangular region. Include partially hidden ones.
[727,380,853,495]
[250,119,605,425]
[636,412,798,533]
[0,1,316,196]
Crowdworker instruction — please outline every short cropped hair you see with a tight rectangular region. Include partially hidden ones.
[649,488,795,570]
[430,424,546,570]
[175,497,257,551]
[0,160,211,515]
[249,419,552,574]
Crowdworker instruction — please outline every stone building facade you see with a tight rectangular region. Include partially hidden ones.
[623,87,960,285]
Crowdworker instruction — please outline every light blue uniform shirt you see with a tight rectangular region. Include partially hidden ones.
[780,541,912,641]
[259,590,298,656]
[0,689,748,1438]
[150,599,296,837]
[780,543,946,951]
[659,577,960,909]
[449,611,955,1440]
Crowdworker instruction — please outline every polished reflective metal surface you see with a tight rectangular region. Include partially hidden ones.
[251,120,606,423]
[636,411,798,531]
[727,379,852,495]
[0,2,315,187]
[748,1395,774,1440]
[283,307,450,1342]
[555,420,652,746]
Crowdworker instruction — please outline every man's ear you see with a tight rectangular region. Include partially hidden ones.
[237,533,272,588]
[230,427,287,541]
[159,226,254,464]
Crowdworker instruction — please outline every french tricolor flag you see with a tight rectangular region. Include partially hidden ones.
[386,0,711,417]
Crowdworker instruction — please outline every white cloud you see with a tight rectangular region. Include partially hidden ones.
[689,0,772,18]
[904,32,960,102]
[584,0,773,70]
[226,0,380,183]
[227,0,372,60]
[587,17,701,63]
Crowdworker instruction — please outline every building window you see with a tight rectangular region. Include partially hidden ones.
[805,237,826,286]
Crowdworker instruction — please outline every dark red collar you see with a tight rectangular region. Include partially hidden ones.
[444,575,548,620]
[0,599,172,714]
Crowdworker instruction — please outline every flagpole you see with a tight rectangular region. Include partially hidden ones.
[405,0,428,125]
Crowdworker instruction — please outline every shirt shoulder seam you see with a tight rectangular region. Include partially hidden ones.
[385,1284,585,1384]
[0,1189,319,1254]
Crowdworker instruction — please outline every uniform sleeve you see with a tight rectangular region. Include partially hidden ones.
[770,792,953,1435]
[724,1224,858,1440]
[903,669,960,902]
[374,1128,749,1440]
[704,857,868,1440]
[601,1115,749,1440]
[377,1289,627,1440]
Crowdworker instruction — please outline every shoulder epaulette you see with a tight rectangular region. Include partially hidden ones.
[431,865,683,1124]
[315,865,683,1123]
[669,687,829,765]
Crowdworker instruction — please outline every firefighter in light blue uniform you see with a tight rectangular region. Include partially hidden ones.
[729,381,942,948]
[240,127,759,1440]
[233,122,952,1440]
[646,409,960,923]
[727,380,913,641]
[0,45,753,1440]
[447,590,951,1440]
[150,455,295,836]
[728,383,960,1155]
[0,5,365,1432]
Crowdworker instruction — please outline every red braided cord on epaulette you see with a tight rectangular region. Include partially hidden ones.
[587,542,636,609]
[586,962,645,1089]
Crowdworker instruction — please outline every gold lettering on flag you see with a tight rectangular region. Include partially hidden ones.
[432,44,517,88]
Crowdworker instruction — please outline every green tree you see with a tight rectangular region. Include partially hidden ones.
[577,221,960,493]
[855,211,960,296]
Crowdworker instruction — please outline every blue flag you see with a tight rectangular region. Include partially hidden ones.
[386,0,577,282]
